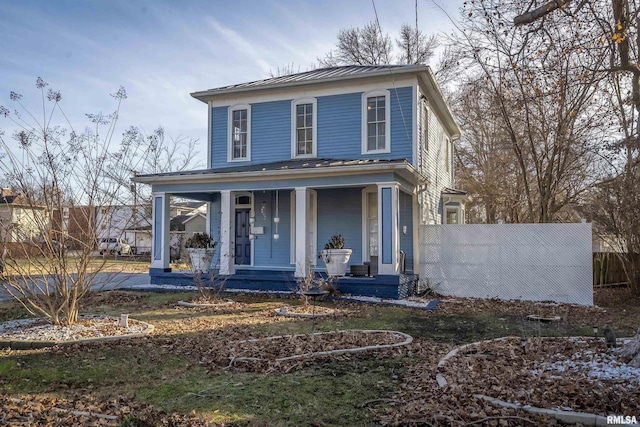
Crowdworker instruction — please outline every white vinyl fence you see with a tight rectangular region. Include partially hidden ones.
[420,223,593,306]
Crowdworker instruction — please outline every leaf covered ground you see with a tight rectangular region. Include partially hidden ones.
[0,287,638,426]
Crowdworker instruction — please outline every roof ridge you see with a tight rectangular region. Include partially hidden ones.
[199,64,424,94]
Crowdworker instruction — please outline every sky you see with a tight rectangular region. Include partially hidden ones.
[0,0,465,164]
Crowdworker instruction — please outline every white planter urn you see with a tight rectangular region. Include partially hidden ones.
[321,249,353,277]
[188,248,214,273]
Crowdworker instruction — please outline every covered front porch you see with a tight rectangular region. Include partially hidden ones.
[134,159,424,299]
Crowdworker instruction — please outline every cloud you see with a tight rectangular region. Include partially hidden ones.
[205,17,274,76]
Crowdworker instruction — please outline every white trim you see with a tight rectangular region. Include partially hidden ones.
[227,104,252,162]
[290,190,296,265]
[219,190,235,275]
[443,202,463,225]
[207,101,212,168]
[445,136,451,174]
[291,188,317,271]
[234,191,254,266]
[198,75,418,108]
[361,90,391,155]
[412,191,420,276]
[291,98,317,159]
[377,184,400,275]
[294,187,308,277]
[412,82,418,168]
[151,193,170,270]
[361,185,379,264]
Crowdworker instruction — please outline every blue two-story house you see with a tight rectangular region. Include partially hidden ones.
[135,65,466,298]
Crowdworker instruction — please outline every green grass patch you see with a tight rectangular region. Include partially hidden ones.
[135,357,408,426]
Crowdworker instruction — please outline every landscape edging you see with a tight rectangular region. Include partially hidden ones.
[436,336,624,427]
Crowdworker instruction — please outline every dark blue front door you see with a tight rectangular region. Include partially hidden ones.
[235,209,251,265]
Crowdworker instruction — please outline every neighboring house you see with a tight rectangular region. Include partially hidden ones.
[51,205,95,249]
[96,202,205,253]
[592,234,626,253]
[0,189,48,243]
[126,212,207,258]
[135,65,466,297]
[95,204,151,243]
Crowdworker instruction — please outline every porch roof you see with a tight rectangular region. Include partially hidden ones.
[133,158,426,189]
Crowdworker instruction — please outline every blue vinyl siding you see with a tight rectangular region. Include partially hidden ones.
[251,101,291,164]
[211,107,227,168]
[211,101,290,169]
[389,86,413,161]
[317,93,362,158]
[252,190,291,267]
[399,190,413,272]
[316,87,413,161]
[317,188,362,270]
[209,86,414,168]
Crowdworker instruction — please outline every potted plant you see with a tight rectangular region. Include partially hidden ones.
[320,234,352,277]
[185,233,216,273]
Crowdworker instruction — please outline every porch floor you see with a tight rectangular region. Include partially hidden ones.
[149,269,419,299]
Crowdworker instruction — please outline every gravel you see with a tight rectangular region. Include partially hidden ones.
[0,315,149,342]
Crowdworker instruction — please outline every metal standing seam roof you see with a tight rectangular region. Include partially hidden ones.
[203,65,410,92]
[134,158,414,179]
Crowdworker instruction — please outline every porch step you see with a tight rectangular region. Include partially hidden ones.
[148,269,418,299]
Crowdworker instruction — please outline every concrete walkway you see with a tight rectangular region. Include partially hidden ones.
[0,272,151,302]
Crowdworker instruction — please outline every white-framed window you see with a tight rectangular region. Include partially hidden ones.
[445,208,458,224]
[443,203,464,225]
[291,98,317,158]
[362,90,391,154]
[228,104,251,161]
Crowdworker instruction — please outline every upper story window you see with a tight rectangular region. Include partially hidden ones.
[362,90,391,154]
[291,98,317,158]
[228,104,251,162]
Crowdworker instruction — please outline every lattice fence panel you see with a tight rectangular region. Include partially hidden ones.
[420,223,593,306]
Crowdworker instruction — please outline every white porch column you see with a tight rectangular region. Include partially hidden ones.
[294,187,309,277]
[151,193,170,270]
[378,183,400,275]
[219,190,235,275]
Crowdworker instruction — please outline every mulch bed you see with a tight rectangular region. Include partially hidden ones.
[0,393,212,426]
[381,337,640,426]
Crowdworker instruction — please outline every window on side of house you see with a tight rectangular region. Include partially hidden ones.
[291,98,317,158]
[228,105,251,161]
[362,90,390,154]
[446,208,458,224]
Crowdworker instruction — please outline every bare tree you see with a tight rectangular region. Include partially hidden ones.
[319,22,438,67]
[448,0,609,223]
[396,23,438,65]
[0,78,150,325]
[318,21,393,66]
[514,1,640,130]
